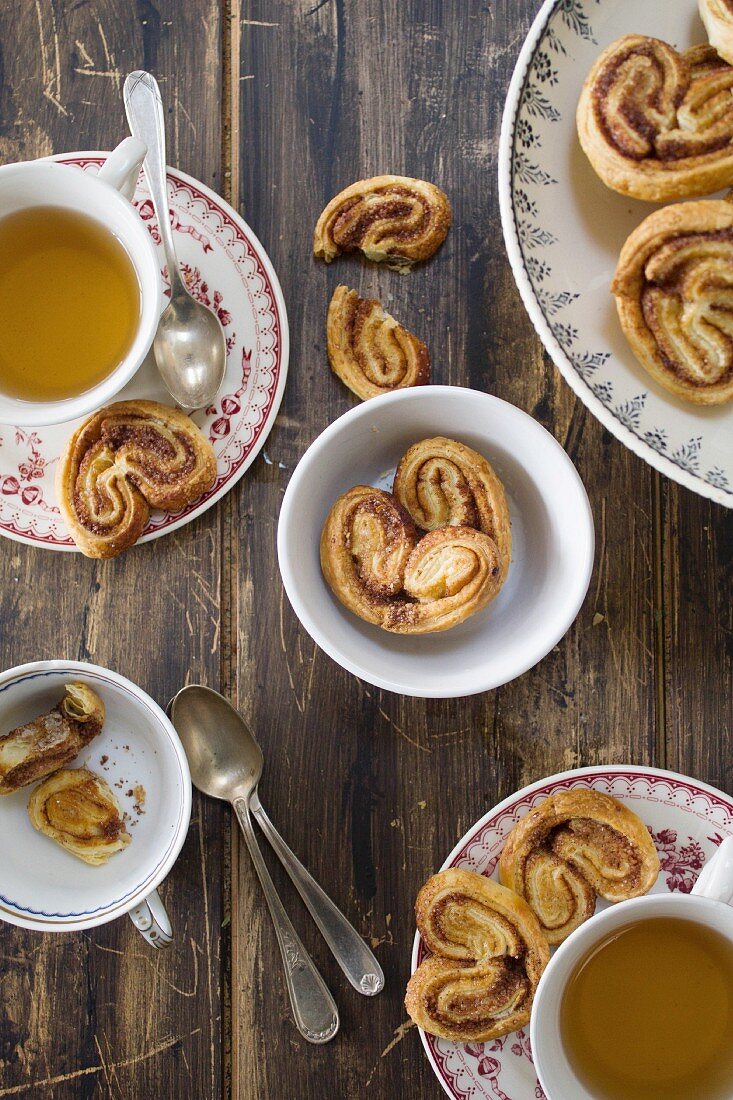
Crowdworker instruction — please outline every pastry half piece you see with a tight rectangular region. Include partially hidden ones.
[612,199,733,405]
[56,399,218,558]
[326,285,430,400]
[28,767,130,866]
[499,790,660,945]
[577,36,733,201]
[405,868,550,1042]
[700,0,733,66]
[0,683,105,795]
[313,175,451,268]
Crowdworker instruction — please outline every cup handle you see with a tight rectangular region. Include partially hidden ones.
[128,887,174,948]
[97,136,146,201]
[691,836,733,904]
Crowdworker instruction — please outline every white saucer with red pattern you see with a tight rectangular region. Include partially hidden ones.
[0,152,288,550]
[410,764,733,1100]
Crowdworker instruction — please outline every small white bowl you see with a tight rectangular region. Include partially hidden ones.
[0,660,191,933]
[277,386,594,698]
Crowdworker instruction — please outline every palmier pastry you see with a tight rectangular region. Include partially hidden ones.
[405,868,549,1042]
[577,36,733,201]
[700,0,733,67]
[313,175,451,268]
[56,399,217,558]
[326,285,430,400]
[28,767,130,866]
[499,790,660,945]
[611,199,733,405]
[393,437,511,580]
[0,683,105,795]
[320,486,504,634]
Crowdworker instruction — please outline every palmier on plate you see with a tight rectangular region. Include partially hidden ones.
[405,868,550,1042]
[313,175,451,268]
[499,789,660,944]
[28,767,130,866]
[611,199,733,405]
[699,0,733,66]
[577,36,733,201]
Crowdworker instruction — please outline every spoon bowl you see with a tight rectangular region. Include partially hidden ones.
[170,684,262,802]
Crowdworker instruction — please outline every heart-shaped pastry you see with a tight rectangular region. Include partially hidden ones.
[700,0,733,66]
[577,36,733,201]
[28,767,131,866]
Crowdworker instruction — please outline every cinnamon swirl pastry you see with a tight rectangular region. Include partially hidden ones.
[56,400,217,557]
[611,199,733,405]
[577,36,733,201]
[700,0,733,67]
[28,767,130,866]
[0,683,105,795]
[405,868,550,1042]
[499,790,660,945]
[313,176,451,268]
[393,437,511,580]
[327,285,430,400]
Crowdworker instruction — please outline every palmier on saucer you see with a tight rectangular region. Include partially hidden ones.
[499,790,660,944]
[28,767,130,866]
[405,868,550,1042]
[577,36,733,201]
[699,0,733,66]
[611,199,733,405]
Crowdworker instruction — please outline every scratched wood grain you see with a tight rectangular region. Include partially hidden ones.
[0,3,226,1099]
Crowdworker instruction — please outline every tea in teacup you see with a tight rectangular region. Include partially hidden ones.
[0,206,140,402]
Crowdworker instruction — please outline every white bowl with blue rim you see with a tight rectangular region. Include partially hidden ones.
[0,661,191,943]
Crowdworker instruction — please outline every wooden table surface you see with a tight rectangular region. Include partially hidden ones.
[0,1,730,1097]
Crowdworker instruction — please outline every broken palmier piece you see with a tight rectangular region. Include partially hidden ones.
[313,175,451,268]
[28,767,131,866]
[0,683,105,795]
[611,199,733,405]
[56,399,218,558]
[326,285,430,400]
[699,0,733,67]
[577,36,733,201]
[405,868,550,1042]
[499,789,660,945]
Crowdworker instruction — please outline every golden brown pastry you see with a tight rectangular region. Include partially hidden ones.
[326,285,430,400]
[499,790,660,945]
[56,399,218,558]
[611,199,733,405]
[393,437,511,581]
[700,0,733,66]
[313,175,451,268]
[0,683,105,795]
[28,767,130,866]
[577,36,733,201]
[405,868,550,1042]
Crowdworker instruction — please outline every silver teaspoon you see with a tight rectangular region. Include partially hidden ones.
[170,684,338,1044]
[123,71,226,409]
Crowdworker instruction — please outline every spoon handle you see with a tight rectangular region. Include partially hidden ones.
[123,71,184,297]
[251,794,385,996]
[232,797,339,1044]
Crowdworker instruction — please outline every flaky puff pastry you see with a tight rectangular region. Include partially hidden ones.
[314,176,451,269]
[327,285,430,400]
[405,869,550,1042]
[56,400,217,558]
[700,0,733,66]
[394,438,511,582]
[611,199,733,405]
[577,37,733,201]
[320,486,504,634]
[0,683,105,795]
[28,767,130,866]
[499,790,660,945]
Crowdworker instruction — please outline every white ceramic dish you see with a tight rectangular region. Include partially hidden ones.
[0,660,191,934]
[411,764,733,1100]
[499,0,733,507]
[277,386,594,698]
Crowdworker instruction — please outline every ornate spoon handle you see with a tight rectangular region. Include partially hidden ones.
[232,797,339,1044]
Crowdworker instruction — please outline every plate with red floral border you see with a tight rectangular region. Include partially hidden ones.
[0,152,288,550]
[410,764,733,1100]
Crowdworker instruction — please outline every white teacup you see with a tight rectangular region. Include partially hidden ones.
[531,837,733,1099]
[0,138,162,427]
